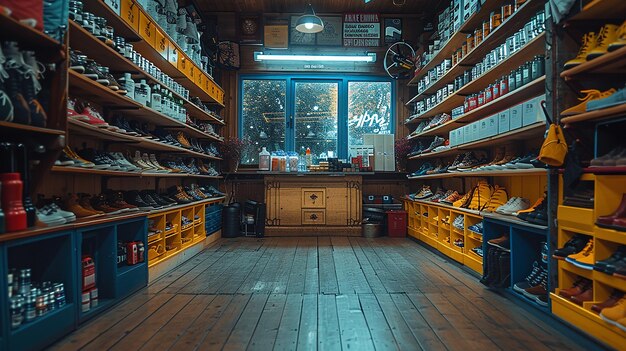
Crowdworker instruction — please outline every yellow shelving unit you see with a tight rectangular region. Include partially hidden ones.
[553,174,626,350]
[404,199,483,273]
[146,198,222,268]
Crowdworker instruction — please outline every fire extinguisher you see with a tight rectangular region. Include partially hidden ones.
[82,256,96,291]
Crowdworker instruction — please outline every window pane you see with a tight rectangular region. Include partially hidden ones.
[241,79,287,164]
[348,81,392,146]
[294,82,339,159]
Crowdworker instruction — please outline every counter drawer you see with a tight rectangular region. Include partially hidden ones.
[302,188,326,208]
[302,209,326,225]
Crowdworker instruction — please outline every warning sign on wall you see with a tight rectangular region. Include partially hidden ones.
[343,13,380,47]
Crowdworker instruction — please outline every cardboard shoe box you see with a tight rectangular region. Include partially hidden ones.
[498,109,510,134]
[509,103,523,130]
[522,94,546,126]
[470,122,480,142]
[479,115,499,139]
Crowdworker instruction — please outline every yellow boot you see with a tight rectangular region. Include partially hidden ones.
[561,89,616,116]
[587,24,619,60]
[608,20,626,52]
[483,185,508,212]
[564,31,597,69]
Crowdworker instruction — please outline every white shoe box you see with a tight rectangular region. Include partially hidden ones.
[498,109,510,134]
[509,103,523,130]
[470,122,480,142]
[463,125,472,144]
[449,130,457,147]
[479,115,499,139]
[455,127,464,145]
[522,94,546,126]
[463,0,480,21]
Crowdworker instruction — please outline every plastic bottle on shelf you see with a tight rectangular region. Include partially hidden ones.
[118,73,135,101]
[0,143,26,232]
[134,80,148,106]
[305,147,312,167]
[151,85,162,113]
[259,147,270,171]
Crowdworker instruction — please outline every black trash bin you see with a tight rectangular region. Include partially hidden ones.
[222,203,241,238]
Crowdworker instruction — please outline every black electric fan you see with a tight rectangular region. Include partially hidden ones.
[384,41,416,79]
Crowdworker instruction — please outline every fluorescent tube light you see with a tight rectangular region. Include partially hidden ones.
[254,52,376,63]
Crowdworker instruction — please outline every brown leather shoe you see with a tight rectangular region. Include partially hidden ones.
[559,279,591,298]
[592,291,625,313]
[597,194,626,229]
[571,287,594,305]
[523,284,547,296]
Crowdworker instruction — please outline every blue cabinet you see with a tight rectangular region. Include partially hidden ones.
[2,230,77,351]
[0,216,148,350]
[482,214,551,312]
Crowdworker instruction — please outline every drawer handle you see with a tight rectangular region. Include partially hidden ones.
[310,214,318,220]
[310,194,318,202]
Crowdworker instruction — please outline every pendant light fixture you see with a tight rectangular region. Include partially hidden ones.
[295,3,324,34]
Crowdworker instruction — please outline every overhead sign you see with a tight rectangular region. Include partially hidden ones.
[343,13,380,47]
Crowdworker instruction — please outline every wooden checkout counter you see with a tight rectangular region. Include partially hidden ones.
[225,171,406,236]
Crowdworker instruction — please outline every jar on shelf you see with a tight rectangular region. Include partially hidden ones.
[490,11,502,31]
[501,4,513,21]
[466,33,474,51]
[500,75,509,95]
[474,28,483,47]
[515,0,527,11]
[493,79,501,99]
[531,55,545,79]
[461,42,467,57]
[483,21,490,38]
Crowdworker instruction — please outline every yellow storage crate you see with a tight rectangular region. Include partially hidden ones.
[138,11,156,47]
[120,0,139,32]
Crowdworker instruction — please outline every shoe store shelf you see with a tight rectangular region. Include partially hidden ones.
[407,168,547,180]
[481,211,549,231]
[0,211,146,244]
[0,121,66,136]
[558,259,594,279]
[407,0,542,98]
[67,119,224,155]
[404,199,484,273]
[568,0,626,21]
[409,122,547,160]
[68,21,225,125]
[551,293,625,351]
[406,31,545,113]
[407,0,506,86]
[148,197,225,216]
[68,71,223,142]
[0,12,64,62]
[595,226,626,246]
[82,0,224,106]
[560,102,626,125]
[412,76,546,136]
[560,45,626,79]
[51,166,222,178]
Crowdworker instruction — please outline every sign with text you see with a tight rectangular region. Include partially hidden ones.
[343,13,380,47]
[264,25,289,49]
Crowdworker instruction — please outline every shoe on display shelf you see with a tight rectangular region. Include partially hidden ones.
[64,193,103,218]
[587,86,626,111]
[505,153,538,169]
[521,269,548,302]
[456,152,487,172]
[487,234,510,251]
[36,206,67,226]
[124,191,156,210]
[608,20,626,51]
[452,189,473,208]
[596,194,626,231]
[592,291,625,313]
[552,234,590,260]
[441,191,462,205]
[561,88,616,116]
[559,279,592,299]
[428,188,446,203]
[571,285,594,306]
[467,181,493,211]
[452,215,464,231]
[468,221,483,234]
[471,247,483,257]
[594,246,626,274]
[586,24,619,60]
[590,147,626,167]
[565,240,595,270]
[55,151,75,166]
[483,186,508,213]
[513,261,544,294]
[564,32,597,69]
[478,147,505,171]
[496,197,530,216]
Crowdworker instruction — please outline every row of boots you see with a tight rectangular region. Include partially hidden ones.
[480,246,511,289]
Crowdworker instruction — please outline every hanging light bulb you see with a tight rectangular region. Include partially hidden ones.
[296,3,324,34]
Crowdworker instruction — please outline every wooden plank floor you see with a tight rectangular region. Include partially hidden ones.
[51,237,588,351]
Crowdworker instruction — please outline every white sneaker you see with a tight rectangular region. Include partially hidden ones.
[36,206,67,226]
[112,152,141,172]
[497,197,530,215]
[49,203,77,223]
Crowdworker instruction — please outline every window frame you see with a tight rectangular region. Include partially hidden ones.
[238,73,395,161]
